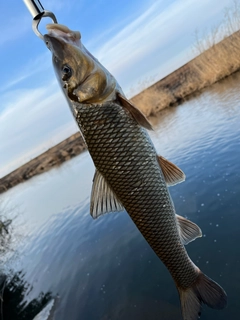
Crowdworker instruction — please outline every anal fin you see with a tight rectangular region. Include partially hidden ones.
[176,214,202,245]
[157,156,185,186]
[90,170,124,219]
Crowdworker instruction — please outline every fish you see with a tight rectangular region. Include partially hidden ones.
[43,24,227,320]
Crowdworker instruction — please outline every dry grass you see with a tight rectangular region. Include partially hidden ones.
[131,0,240,116]
[0,132,86,194]
[193,0,240,54]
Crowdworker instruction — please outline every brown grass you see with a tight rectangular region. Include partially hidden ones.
[130,0,240,116]
[131,30,240,116]
[193,0,240,54]
[0,132,86,194]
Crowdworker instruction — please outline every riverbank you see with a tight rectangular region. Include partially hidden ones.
[131,29,240,116]
[1,30,240,193]
[0,133,86,193]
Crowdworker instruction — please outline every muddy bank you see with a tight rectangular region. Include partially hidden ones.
[131,30,240,116]
[0,133,86,194]
[1,31,240,193]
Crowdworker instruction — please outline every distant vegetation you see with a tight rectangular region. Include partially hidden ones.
[193,0,240,54]
[131,0,240,116]
[130,1,240,100]
[0,132,86,194]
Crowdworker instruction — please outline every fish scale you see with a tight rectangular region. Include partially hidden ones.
[75,100,198,289]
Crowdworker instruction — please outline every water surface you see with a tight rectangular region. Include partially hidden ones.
[1,72,240,319]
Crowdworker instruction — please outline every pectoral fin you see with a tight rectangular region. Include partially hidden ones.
[157,156,185,186]
[117,92,153,130]
[90,170,124,219]
[176,214,202,245]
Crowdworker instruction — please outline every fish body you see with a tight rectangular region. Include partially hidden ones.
[75,101,197,289]
[44,24,227,319]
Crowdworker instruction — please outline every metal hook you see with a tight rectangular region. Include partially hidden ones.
[23,0,58,40]
[32,11,58,40]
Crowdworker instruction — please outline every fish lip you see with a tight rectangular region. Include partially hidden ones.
[46,24,81,44]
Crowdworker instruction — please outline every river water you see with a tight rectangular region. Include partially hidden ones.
[1,72,240,320]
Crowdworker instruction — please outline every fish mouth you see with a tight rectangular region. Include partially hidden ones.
[46,23,81,45]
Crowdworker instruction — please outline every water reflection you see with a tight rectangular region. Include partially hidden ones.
[0,270,52,320]
[1,72,240,319]
[0,200,26,271]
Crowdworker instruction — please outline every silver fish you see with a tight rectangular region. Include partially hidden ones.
[44,24,227,320]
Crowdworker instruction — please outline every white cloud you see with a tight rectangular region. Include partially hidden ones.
[0,52,52,94]
[89,0,232,92]
[0,121,78,178]
[0,81,77,177]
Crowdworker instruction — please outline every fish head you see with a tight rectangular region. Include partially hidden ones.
[44,24,117,104]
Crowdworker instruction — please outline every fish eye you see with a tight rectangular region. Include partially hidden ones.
[62,64,72,80]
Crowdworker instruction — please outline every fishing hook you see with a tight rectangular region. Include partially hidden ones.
[23,0,58,40]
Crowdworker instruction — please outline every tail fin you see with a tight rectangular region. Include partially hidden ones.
[178,271,227,320]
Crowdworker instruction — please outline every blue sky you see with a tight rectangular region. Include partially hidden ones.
[0,0,234,177]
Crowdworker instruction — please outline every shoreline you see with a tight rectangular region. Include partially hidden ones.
[131,30,240,116]
[1,30,240,193]
[0,133,86,193]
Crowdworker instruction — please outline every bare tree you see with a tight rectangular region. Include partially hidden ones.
[193,0,240,54]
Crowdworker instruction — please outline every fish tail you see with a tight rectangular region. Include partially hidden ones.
[178,270,227,320]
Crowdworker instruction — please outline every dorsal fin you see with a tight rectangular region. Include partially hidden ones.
[117,92,153,130]
[176,214,202,245]
[157,156,185,186]
[90,169,124,219]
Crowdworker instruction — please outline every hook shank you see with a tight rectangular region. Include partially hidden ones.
[23,0,44,19]
[22,0,58,39]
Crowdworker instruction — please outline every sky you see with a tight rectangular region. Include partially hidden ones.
[0,0,235,177]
